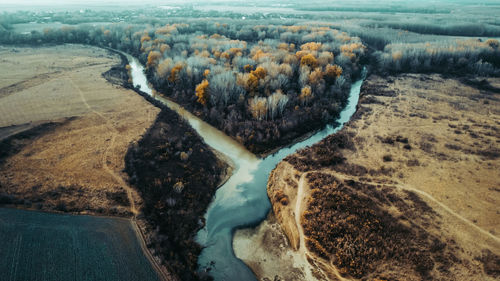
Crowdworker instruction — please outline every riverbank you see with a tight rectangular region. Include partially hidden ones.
[124,106,228,281]
[246,73,500,280]
[143,61,362,158]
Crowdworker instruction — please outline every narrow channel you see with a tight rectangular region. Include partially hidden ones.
[126,54,364,281]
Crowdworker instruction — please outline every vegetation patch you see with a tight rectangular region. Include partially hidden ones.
[302,172,457,279]
[125,107,227,281]
[0,120,67,166]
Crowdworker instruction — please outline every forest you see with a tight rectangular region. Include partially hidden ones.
[1,10,498,153]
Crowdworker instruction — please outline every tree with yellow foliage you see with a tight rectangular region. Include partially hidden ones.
[169,64,183,82]
[251,66,267,79]
[147,51,162,68]
[299,86,313,105]
[140,34,151,43]
[245,66,267,93]
[309,68,324,85]
[301,42,322,51]
[324,64,343,81]
[300,54,318,68]
[249,97,267,120]
[195,79,209,105]
[244,64,254,72]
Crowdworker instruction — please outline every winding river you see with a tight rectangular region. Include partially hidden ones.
[126,54,364,281]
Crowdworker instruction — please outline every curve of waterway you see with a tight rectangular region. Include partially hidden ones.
[125,54,364,281]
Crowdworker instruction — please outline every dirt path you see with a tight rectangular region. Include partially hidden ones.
[69,74,177,280]
[70,76,138,215]
[324,171,500,245]
[295,173,349,281]
[399,183,500,243]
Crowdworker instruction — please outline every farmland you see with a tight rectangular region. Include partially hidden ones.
[0,207,161,281]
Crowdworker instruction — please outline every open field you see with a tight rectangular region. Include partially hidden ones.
[0,44,159,215]
[241,73,500,280]
[0,207,161,281]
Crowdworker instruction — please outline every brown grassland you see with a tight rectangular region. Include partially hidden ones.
[240,73,500,280]
[0,44,159,215]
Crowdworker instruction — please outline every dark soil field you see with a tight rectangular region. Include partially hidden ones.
[0,207,161,281]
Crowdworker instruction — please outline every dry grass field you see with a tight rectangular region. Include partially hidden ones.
[0,44,159,215]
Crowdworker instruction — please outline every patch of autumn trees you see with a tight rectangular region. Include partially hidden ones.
[195,79,209,105]
[137,23,365,154]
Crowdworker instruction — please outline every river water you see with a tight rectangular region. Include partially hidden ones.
[126,54,364,281]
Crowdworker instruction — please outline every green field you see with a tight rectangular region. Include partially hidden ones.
[0,208,161,281]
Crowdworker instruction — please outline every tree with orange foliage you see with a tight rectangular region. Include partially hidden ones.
[195,79,209,105]
[220,52,230,60]
[251,66,267,79]
[301,42,322,51]
[147,51,162,68]
[300,54,318,68]
[299,86,313,105]
[247,74,259,92]
[392,51,403,61]
[252,49,270,61]
[309,68,324,85]
[324,64,343,81]
[245,66,267,93]
[159,43,170,54]
[229,47,243,55]
[140,34,151,43]
[169,64,183,82]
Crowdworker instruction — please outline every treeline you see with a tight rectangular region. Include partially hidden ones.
[296,6,450,14]
[374,39,500,75]
[0,8,309,28]
[361,21,500,37]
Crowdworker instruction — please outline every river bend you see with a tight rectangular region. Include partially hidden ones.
[125,54,364,281]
